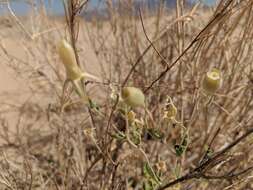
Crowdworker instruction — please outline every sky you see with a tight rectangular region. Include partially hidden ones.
[0,0,216,15]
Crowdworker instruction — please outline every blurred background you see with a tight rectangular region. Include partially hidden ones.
[0,0,215,15]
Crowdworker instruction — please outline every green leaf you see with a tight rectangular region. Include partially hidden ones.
[143,181,154,190]
[143,163,161,185]
[130,130,141,145]
[181,135,188,147]
[110,132,126,140]
[148,128,164,140]
[207,148,213,157]
[88,99,100,110]
[174,144,184,157]
[174,163,181,179]
[204,144,209,151]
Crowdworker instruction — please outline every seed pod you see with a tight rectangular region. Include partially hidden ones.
[202,68,222,95]
[121,87,145,108]
[58,39,84,80]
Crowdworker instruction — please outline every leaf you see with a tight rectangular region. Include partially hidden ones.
[143,181,154,190]
[207,148,213,157]
[110,132,125,140]
[204,144,209,151]
[181,135,188,147]
[174,134,188,157]
[174,144,184,157]
[88,99,100,110]
[130,130,141,145]
[148,128,164,140]
[143,163,161,185]
[174,163,181,179]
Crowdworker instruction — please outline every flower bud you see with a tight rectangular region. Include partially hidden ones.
[121,87,145,108]
[163,96,177,120]
[127,110,136,123]
[58,39,84,80]
[164,105,177,120]
[155,161,167,173]
[202,68,222,95]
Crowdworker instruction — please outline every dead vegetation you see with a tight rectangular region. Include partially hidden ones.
[0,0,253,189]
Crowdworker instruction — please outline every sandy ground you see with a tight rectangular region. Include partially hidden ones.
[0,16,104,145]
[0,8,212,145]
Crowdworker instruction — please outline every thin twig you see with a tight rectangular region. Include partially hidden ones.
[145,0,234,93]
[157,126,253,190]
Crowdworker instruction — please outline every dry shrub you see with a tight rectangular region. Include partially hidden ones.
[0,0,252,189]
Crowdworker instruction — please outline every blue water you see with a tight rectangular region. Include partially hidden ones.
[0,0,216,15]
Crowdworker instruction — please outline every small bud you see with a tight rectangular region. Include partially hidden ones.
[127,110,136,123]
[155,161,167,173]
[164,105,177,120]
[121,87,145,108]
[58,39,84,80]
[163,96,177,120]
[110,85,118,101]
[83,127,94,137]
[202,68,222,95]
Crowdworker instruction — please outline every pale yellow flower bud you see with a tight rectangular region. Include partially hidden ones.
[202,68,222,95]
[164,105,177,120]
[58,39,84,80]
[127,110,136,123]
[163,96,177,120]
[121,87,145,108]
